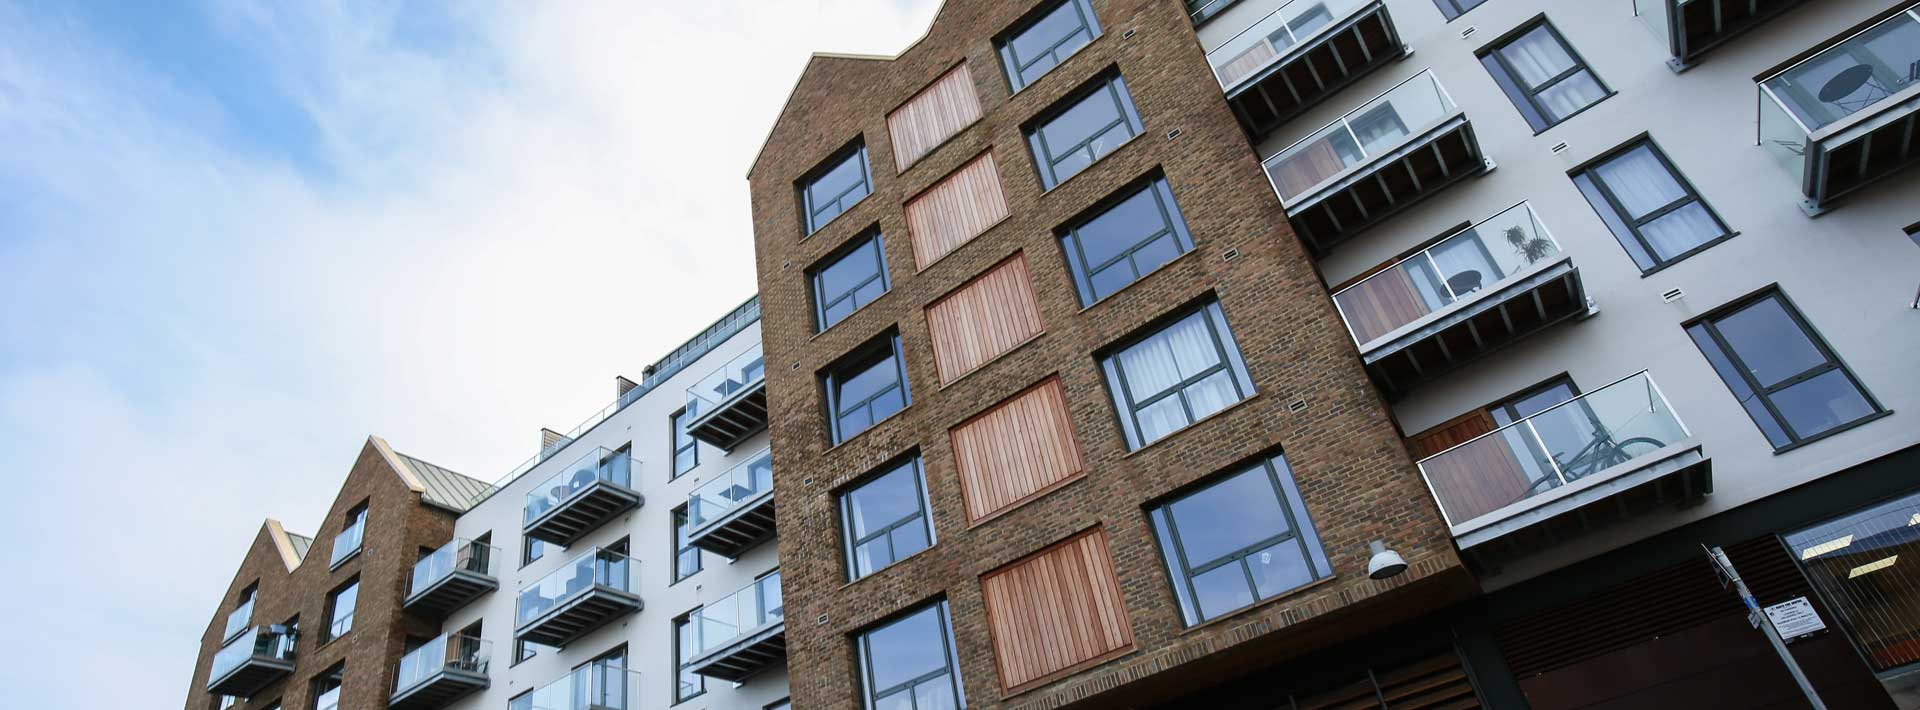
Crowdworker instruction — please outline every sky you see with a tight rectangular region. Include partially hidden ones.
[0,1,940,706]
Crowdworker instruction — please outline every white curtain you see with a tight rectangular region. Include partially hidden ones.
[1119,312,1227,442]
[1595,146,1723,259]
[1500,26,1607,121]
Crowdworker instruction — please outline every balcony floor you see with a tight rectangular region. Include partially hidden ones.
[1801,91,1920,214]
[207,657,294,698]
[1665,0,1810,69]
[403,569,498,620]
[687,493,777,559]
[687,622,787,683]
[389,669,489,710]
[1284,114,1490,254]
[1225,1,1406,140]
[514,586,644,648]
[1453,441,1712,571]
[523,481,643,547]
[688,382,769,451]
[1362,257,1588,398]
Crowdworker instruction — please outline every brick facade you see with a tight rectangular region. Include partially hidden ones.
[748,1,1471,707]
[182,437,459,710]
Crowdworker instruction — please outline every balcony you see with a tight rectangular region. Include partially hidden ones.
[522,447,642,547]
[515,547,642,648]
[684,343,769,451]
[389,633,490,710]
[1759,5,1920,215]
[686,448,777,559]
[686,571,786,683]
[1263,70,1490,254]
[1416,372,1711,567]
[1207,0,1406,139]
[404,538,499,620]
[207,625,296,697]
[1635,0,1810,70]
[1331,203,1589,397]
[516,657,636,710]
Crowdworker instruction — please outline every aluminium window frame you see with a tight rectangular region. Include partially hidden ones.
[672,613,707,703]
[1025,70,1145,190]
[855,600,967,710]
[1057,173,1195,306]
[670,408,699,478]
[823,333,913,445]
[1099,300,1256,450]
[800,141,874,236]
[1684,287,1887,452]
[323,577,359,643]
[810,229,892,332]
[1433,0,1488,22]
[671,504,703,584]
[996,0,1103,93]
[1186,0,1241,25]
[1478,17,1614,133]
[1146,453,1331,626]
[840,455,937,582]
[1570,136,1735,274]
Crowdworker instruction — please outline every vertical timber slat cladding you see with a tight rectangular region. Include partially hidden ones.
[949,376,1084,524]
[980,528,1133,693]
[926,252,1046,383]
[904,150,1010,269]
[1408,409,1499,460]
[887,62,984,173]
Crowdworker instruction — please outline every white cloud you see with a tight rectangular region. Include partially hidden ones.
[0,1,937,706]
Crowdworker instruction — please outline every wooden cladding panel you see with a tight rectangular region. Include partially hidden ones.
[981,528,1133,692]
[906,152,1010,269]
[949,377,1083,523]
[1408,409,1498,460]
[926,253,1046,384]
[887,63,983,172]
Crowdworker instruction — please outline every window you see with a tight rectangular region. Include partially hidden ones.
[511,649,628,710]
[514,639,554,665]
[1786,489,1920,672]
[802,142,872,235]
[767,700,792,710]
[997,0,1101,92]
[1186,0,1239,25]
[324,578,358,642]
[674,615,706,703]
[824,334,911,444]
[310,664,343,710]
[672,505,703,583]
[1058,175,1194,305]
[1432,0,1487,21]
[841,456,935,581]
[1026,72,1143,189]
[856,601,965,710]
[1149,454,1332,626]
[224,583,257,640]
[1686,290,1882,450]
[1099,301,1256,450]
[1480,20,1609,132]
[670,408,699,477]
[521,535,545,567]
[811,231,891,331]
[216,695,236,710]
[1572,139,1732,272]
[330,502,367,568]
[1489,375,1578,426]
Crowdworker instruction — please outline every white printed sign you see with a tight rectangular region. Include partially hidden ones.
[1763,597,1827,640]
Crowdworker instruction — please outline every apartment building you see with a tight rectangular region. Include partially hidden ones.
[186,436,495,710]
[750,0,1920,708]
[187,298,791,710]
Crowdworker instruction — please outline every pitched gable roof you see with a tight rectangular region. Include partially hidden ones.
[398,452,495,513]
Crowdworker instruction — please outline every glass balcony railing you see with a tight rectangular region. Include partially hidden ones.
[685,343,766,423]
[1206,0,1373,90]
[1418,371,1689,529]
[411,538,498,595]
[393,632,491,695]
[690,572,784,659]
[1331,202,1561,346]
[516,547,634,627]
[1758,6,1920,186]
[210,625,297,685]
[688,449,774,532]
[523,448,634,525]
[1264,69,1459,206]
[221,598,253,641]
[330,515,365,568]
[511,657,634,710]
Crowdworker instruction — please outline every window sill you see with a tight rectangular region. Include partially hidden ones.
[801,194,872,244]
[1075,248,1199,314]
[825,405,914,454]
[838,545,935,592]
[328,548,361,572]
[1174,574,1341,637]
[1118,393,1262,460]
[809,290,896,343]
[1771,409,1894,456]
[936,332,1047,391]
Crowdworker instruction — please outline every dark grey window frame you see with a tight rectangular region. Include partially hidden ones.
[310,663,344,710]
[1186,0,1241,25]
[672,505,703,583]
[1147,453,1332,626]
[1026,71,1145,190]
[800,141,873,236]
[810,229,892,332]
[1488,374,1580,426]
[670,408,699,478]
[1570,136,1735,274]
[996,0,1102,93]
[323,577,358,643]
[855,600,966,710]
[840,455,936,582]
[673,613,707,703]
[823,333,912,445]
[1685,288,1887,453]
[1433,0,1488,22]
[1058,173,1195,306]
[1478,18,1613,133]
[1099,300,1257,450]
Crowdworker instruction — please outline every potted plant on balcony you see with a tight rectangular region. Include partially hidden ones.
[1507,224,1553,264]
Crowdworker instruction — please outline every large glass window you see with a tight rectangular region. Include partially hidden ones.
[673,505,703,583]
[1149,454,1331,626]
[1432,0,1487,21]
[1058,175,1194,305]
[671,408,699,477]
[1686,290,1882,450]
[856,601,965,710]
[674,615,706,702]
[1186,0,1239,25]
[324,579,358,642]
[997,0,1102,92]
[1572,140,1732,272]
[330,503,367,568]
[841,457,935,581]
[1480,20,1609,132]
[812,231,891,331]
[802,142,872,235]
[311,664,343,710]
[1787,490,1920,672]
[824,334,911,444]
[1100,301,1256,450]
[1027,73,1144,189]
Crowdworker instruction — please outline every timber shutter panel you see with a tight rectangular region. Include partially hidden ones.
[887,63,983,172]
[980,528,1133,692]
[905,151,1010,268]
[925,253,1046,383]
[949,377,1083,523]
